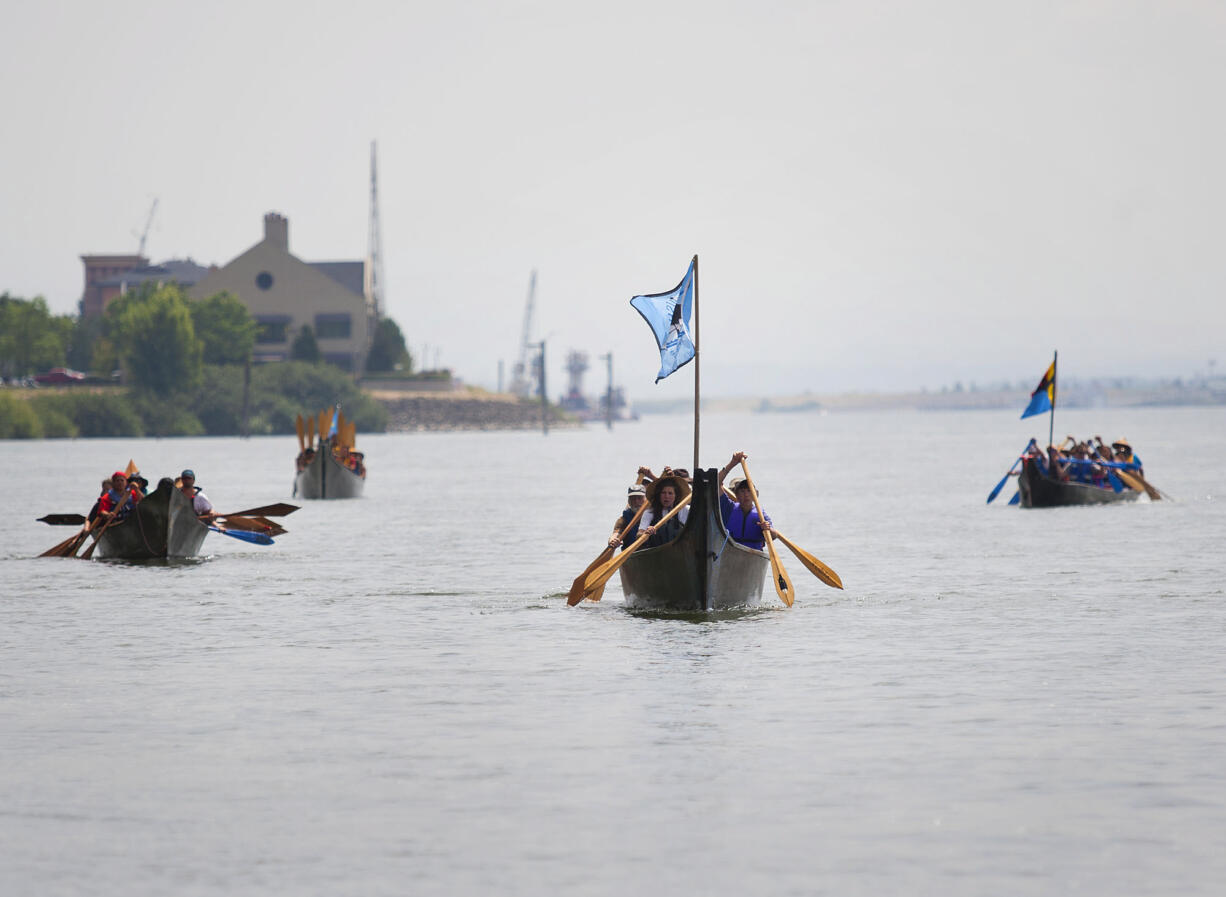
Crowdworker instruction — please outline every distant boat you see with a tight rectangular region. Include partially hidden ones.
[294,442,365,499]
[94,477,209,560]
[619,469,768,611]
[1017,458,1141,508]
[294,407,366,500]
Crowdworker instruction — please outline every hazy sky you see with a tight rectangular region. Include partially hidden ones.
[3,1,1223,399]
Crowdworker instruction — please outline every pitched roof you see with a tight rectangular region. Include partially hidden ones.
[97,258,212,288]
[309,261,365,297]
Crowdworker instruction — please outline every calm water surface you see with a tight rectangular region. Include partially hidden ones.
[2,407,1224,895]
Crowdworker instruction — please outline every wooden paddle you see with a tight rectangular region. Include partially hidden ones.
[581,493,692,598]
[567,499,650,606]
[772,530,843,590]
[1131,472,1163,501]
[40,528,90,557]
[211,514,287,536]
[215,502,300,518]
[38,514,88,526]
[78,488,136,560]
[738,460,795,607]
[295,414,305,453]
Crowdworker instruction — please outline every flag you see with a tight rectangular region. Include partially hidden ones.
[328,406,339,438]
[1020,358,1056,419]
[630,257,696,382]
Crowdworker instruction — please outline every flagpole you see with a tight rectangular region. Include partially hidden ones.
[1049,350,1057,448]
[692,254,700,475]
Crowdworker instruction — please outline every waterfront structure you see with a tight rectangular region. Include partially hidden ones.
[190,213,375,372]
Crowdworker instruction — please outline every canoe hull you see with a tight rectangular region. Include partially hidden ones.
[1018,458,1141,508]
[619,468,769,612]
[96,478,210,560]
[295,444,365,499]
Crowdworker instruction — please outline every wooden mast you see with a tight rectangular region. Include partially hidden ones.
[692,254,700,475]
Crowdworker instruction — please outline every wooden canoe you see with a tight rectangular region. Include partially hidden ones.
[619,468,769,612]
[1017,457,1141,508]
[94,477,210,560]
[294,442,365,500]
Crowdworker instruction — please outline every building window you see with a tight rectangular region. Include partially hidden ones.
[315,313,352,339]
[256,271,274,290]
[255,314,291,344]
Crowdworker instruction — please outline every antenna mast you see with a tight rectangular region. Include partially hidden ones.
[367,141,386,320]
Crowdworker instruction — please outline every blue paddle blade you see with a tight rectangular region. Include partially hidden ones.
[1107,471,1123,493]
[986,472,1010,504]
[1007,490,1020,505]
[210,526,274,546]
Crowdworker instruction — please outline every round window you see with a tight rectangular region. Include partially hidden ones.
[256,272,274,290]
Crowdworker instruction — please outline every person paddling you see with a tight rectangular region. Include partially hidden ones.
[608,483,647,549]
[716,450,775,549]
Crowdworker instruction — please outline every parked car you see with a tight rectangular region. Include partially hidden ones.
[34,367,86,385]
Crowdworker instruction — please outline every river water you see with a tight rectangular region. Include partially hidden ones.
[2,406,1224,896]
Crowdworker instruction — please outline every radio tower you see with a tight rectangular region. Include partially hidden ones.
[367,140,385,320]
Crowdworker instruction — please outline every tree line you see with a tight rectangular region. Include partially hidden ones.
[0,287,412,438]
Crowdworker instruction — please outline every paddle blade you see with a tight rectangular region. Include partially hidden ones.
[38,514,87,526]
[774,532,843,590]
[1106,471,1123,493]
[40,530,85,557]
[1007,490,1020,505]
[211,526,274,546]
[986,472,1011,504]
[220,503,300,518]
[568,546,614,606]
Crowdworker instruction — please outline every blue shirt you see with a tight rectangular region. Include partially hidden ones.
[719,493,771,550]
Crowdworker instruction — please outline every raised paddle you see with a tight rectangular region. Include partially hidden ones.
[987,442,1036,504]
[567,499,650,606]
[295,414,305,454]
[38,514,88,526]
[771,530,843,590]
[581,493,693,598]
[738,460,794,607]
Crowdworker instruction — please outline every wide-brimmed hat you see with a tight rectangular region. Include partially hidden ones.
[729,477,754,495]
[646,474,690,504]
[1111,438,1131,451]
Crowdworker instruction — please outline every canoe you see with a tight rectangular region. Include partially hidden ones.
[95,477,210,560]
[619,468,769,611]
[294,442,365,499]
[1017,457,1141,508]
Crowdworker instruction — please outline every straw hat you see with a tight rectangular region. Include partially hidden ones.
[1111,437,1131,451]
[646,474,690,504]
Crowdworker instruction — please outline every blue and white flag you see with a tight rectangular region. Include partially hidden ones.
[630,257,696,383]
[328,406,339,438]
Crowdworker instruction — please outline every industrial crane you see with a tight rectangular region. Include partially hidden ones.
[135,198,158,259]
[509,270,537,397]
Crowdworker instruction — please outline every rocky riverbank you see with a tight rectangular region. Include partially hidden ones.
[369,389,581,431]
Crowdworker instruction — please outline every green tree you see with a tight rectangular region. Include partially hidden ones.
[0,293,74,378]
[105,284,203,396]
[366,316,413,373]
[290,324,322,363]
[191,291,257,365]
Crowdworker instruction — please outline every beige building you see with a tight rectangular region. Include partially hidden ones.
[190,213,374,372]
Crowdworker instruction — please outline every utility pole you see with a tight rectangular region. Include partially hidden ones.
[537,340,548,435]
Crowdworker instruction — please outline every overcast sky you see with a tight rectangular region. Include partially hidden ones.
[3,1,1223,399]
